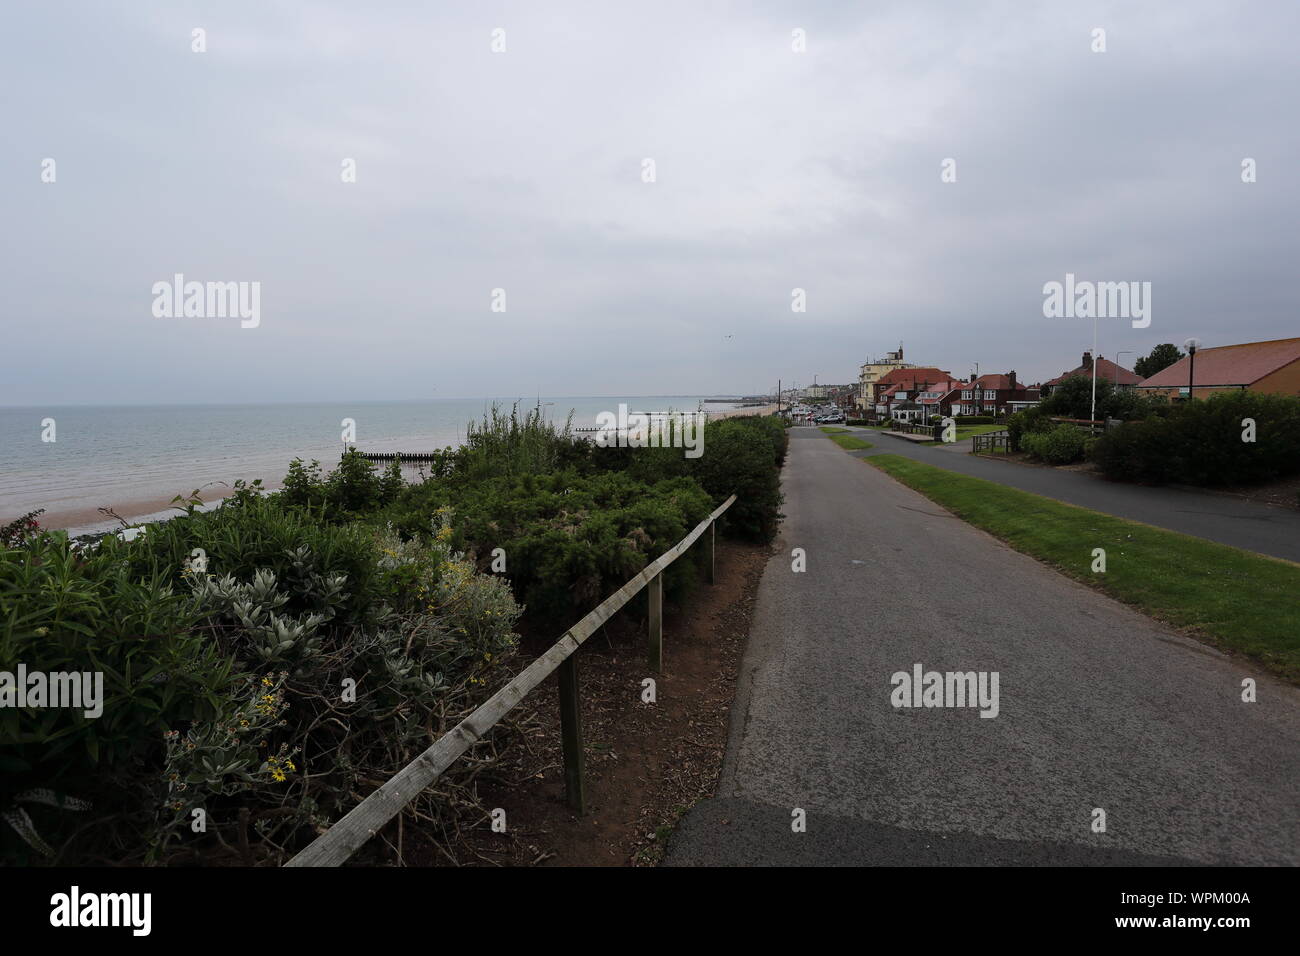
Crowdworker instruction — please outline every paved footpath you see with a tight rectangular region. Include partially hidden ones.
[842,426,1300,564]
[665,429,1300,866]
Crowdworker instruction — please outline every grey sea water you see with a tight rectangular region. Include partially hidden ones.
[0,396,742,532]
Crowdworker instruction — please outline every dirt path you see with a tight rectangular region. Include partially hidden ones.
[410,537,770,866]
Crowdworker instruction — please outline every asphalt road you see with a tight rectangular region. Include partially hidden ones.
[664,428,1300,866]
[846,426,1300,564]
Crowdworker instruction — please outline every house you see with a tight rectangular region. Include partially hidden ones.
[869,367,957,419]
[950,372,1028,417]
[1006,388,1043,414]
[1137,337,1300,399]
[1042,351,1141,395]
[856,347,914,412]
[916,377,967,419]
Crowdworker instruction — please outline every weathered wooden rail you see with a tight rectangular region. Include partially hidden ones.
[895,421,939,438]
[285,493,736,867]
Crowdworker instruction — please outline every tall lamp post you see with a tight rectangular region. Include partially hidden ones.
[1184,338,1200,402]
[1089,313,1098,423]
[1116,351,1132,386]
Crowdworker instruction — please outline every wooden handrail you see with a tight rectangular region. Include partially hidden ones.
[286,493,737,867]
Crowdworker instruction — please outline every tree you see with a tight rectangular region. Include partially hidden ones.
[1133,343,1183,379]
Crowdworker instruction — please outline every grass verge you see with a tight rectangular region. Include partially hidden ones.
[829,434,873,450]
[818,425,850,434]
[866,454,1300,682]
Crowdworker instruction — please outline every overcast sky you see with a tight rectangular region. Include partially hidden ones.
[3,0,1296,404]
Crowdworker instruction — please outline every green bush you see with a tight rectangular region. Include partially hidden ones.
[1,532,232,863]
[1021,424,1089,465]
[1006,406,1052,451]
[590,415,786,543]
[1091,391,1300,485]
[387,470,714,634]
[1,502,525,865]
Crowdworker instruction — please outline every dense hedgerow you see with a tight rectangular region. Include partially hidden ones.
[1091,391,1300,486]
[591,415,787,543]
[1,505,522,865]
[380,470,714,634]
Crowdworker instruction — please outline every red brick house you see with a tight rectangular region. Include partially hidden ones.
[869,367,956,418]
[950,372,1028,416]
[1042,351,1141,395]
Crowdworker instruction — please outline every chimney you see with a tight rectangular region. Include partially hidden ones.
[1082,350,1091,369]
[1009,370,1017,389]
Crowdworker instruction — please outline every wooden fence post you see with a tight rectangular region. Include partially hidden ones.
[647,572,663,672]
[706,521,716,584]
[557,655,585,814]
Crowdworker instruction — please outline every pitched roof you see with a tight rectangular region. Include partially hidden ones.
[874,366,952,387]
[1045,356,1141,387]
[969,373,1025,391]
[1138,337,1300,388]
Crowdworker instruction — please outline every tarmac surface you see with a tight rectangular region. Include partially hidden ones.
[665,428,1300,866]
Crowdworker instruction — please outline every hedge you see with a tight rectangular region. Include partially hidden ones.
[1091,391,1300,486]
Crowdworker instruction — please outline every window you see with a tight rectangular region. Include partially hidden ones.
[961,390,972,400]
[984,390,996,400]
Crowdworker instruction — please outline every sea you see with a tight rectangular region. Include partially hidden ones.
[0,397,747,534]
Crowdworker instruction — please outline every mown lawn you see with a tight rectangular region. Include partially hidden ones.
[923,423,1006,444]
[866,454,1300,682]
[829,433,873,450]
[818,425,850,433]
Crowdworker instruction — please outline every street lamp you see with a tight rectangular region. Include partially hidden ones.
[1183,338,1200,401]
[1089,314,1098,423]
[1116,351,1132,386]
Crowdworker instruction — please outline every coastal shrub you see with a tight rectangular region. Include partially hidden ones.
[685,418,784,541]
[279,451,407,519]
[1,509,46,548]
[145,516,523,863]
[121,493,391,631]
[1020,424,1088,465]
[1091,391,1300,486]
[459,403,591,480]
[590,415,786,543]
[442,471,714,633]
[0,532,230,864]
[2,506,524,865]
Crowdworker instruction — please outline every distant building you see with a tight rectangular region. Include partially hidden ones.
[857,347,915,412]
[1137,337,1300,399]
[1042,351,1141,395]
[951,372,1029,417]
[870,367,958,420]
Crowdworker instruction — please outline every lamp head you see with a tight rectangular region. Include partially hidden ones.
[1184,337,1200,354]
